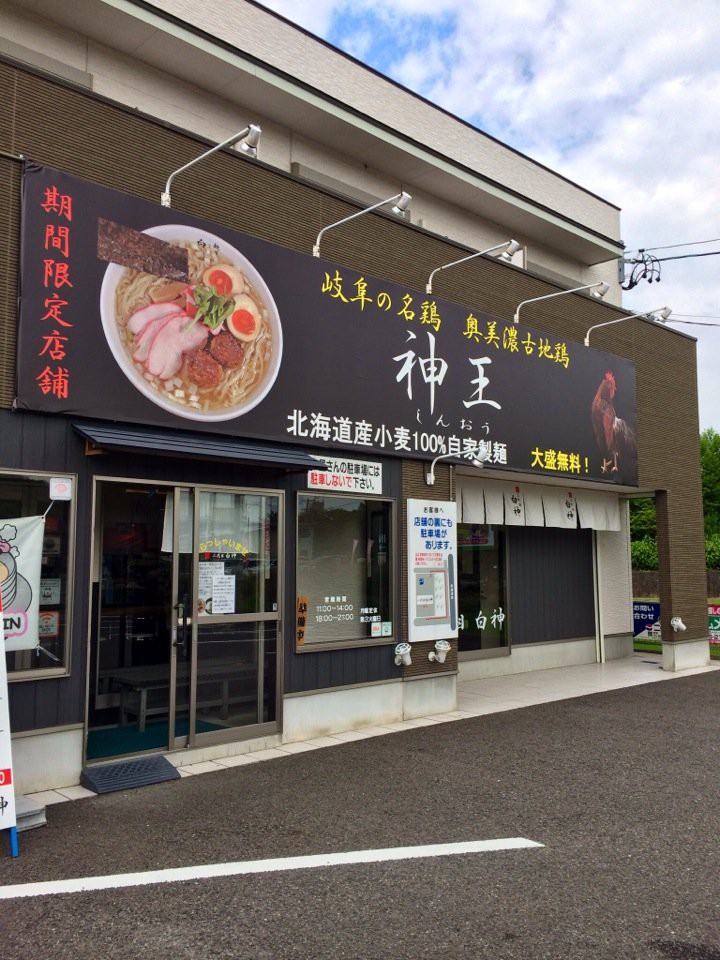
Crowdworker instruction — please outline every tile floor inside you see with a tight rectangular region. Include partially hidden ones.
[26,653,720,806]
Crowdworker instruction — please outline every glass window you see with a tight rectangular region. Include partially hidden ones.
[457,523,507,653]
[297,494,393,647]
[197,491,279,616]
[1,473,74,678]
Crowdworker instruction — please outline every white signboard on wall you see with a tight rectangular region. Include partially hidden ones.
[308,457,382,495]
[49,477,73,501]
[407,498,458,644]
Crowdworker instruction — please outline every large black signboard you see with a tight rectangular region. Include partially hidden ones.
[17,163,638,485]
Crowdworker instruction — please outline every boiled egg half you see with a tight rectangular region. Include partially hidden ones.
[227,293,262,341]
[202,264,246,297]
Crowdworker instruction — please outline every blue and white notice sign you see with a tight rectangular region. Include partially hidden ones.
[407,498,458,644]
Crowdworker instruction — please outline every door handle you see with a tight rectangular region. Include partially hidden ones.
[173,600,188,648]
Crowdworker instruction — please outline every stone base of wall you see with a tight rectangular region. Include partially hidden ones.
[604,634,634,660]
[459,638,597,680]
[12,726,84,793]
[281,676,457,743]
[662,638,711,671]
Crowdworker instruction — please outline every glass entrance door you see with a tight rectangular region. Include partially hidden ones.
[189,489,280,738]
[88,482,281,761]
[168,487,193,751]
[88,482,175,759]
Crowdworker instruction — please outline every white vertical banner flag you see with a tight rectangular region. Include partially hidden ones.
[0,516,45,652]
[0,596,18,832]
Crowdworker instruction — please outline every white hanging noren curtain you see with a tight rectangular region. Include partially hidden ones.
[482,485,505,525]
[457,478,621,531]
[459,484,486,524]
[541,489,578,529]
[503,485,526,526]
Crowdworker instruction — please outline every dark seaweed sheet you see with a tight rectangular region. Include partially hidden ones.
[97,218,190,281]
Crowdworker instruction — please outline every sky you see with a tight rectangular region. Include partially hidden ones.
[257,0,720,433]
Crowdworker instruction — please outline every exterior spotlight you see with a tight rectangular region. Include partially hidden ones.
[426,239,520,294]
[584,306,672,347]
[425,444,490,486]
[313,191,412,258]
[394,642,412,667]
[513,281,610,324]
[161,123,261,207]
[236,124,261,157]
[670,616,687,632]
[391,192,412,216]
[428,639,451,663]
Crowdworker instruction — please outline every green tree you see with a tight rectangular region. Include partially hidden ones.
[629,432,720,572]
[701,427,720,536]
[706,534,720,569]
[631,536,658,570]
[629,497,656,541]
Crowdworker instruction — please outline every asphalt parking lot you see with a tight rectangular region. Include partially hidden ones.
[1,670,719,960]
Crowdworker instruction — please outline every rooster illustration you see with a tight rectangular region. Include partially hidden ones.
[591,371,637,474]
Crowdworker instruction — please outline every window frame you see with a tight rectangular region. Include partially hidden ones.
[295,490,396,653]
[2,468,77,682]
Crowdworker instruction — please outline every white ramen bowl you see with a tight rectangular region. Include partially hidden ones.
[100,224,283,422]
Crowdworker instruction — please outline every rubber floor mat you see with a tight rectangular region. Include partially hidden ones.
[80,755,180,794]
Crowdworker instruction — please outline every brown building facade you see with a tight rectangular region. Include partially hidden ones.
[0,1,708,793]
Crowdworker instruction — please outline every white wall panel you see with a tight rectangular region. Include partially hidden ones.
[597,500,633,636]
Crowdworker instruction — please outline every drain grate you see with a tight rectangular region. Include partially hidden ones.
[81,755,180,794]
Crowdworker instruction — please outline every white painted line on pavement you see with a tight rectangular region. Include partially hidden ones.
[0,838,543,900]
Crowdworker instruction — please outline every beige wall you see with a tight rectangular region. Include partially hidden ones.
[597,503,633,637]
[151,0,620,237]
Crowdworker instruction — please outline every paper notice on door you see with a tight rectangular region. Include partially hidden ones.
[198,561,225,615]
[211,575,235,614]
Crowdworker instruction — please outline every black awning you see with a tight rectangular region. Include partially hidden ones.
[73,421,325,471]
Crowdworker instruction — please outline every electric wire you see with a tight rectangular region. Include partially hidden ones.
[625,237,720,254]
[654,251,720,262]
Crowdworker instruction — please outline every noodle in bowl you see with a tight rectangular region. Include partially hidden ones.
[100,226,282,421]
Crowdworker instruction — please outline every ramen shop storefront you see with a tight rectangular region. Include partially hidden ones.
[1,414,331,783]
[12,161,640,779]
[75,425,324,762]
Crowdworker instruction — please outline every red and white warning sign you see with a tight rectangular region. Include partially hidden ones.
[0,594,17,832]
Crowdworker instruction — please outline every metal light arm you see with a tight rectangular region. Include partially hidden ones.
[161,123,261,207]
[584,307,672,347]
[426,239,520,294]
[513,281,610,324]
[313,191,411,258]
[425,446,490,486]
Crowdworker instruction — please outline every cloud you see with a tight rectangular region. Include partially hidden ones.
[255,0,720,429]
[254,0,340,34]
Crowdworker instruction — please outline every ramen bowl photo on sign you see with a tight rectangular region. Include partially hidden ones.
[99,224,283,421]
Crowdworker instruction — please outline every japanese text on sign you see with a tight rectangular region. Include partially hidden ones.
[289,413,508,463]
[308,456,383,494]
[321,269,571,366]
[36,184,74,399]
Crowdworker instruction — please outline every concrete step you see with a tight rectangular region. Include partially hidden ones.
[15,794,47,832]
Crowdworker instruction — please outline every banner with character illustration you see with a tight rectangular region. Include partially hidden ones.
[0,517,45,652]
